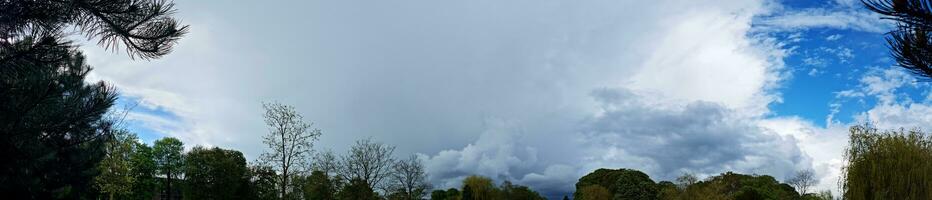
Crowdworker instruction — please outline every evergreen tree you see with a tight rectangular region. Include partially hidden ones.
[865,0,932,79]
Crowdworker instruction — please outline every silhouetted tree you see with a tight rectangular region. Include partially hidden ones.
[303,170,335,200]
[1,0,187,198]
[339,178,379,200]
[183,146,251,200]
[249,165,280,200]
[389,155,431,200]
[786,169,817,195]
[153,137,184,199]
[431,188,461,200]
[0,40,115,198]
[259,102,322,198]
[337,138,396,193]
[842,125,932,200]
[864,0,932,79]
[499,181,546,200]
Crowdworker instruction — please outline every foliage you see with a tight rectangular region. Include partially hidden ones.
[431,188,462,200]
[499,181,546,200]
[842,125,932,200]
[129,141,158,200]
[864,0,932,80]
[801,190,834,200]
[153,137,184,198]
[339,178,379,200]
[0,37,115,199]
[574,168,658,200]
[461,175,497,200]
[576,185,612,200]
[303,170,335,200]
[259,102,322,198]
[94,129,138,199]
[249,165,281,200]
[183,146,251,200]
[663,172,798,200]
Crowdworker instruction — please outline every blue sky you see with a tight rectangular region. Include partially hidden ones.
[80,0,932,198]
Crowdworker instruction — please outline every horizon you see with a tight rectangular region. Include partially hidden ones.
[74,0,930,198]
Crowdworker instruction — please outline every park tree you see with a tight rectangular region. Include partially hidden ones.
[786,169,817,195]
[153,137,184,198]
[574,168,658,200]
[842,125,932,200]
[864,0,932,79]
[337,138,396,193]
[94,129,138,199]
[250,165,281,200]
[0,0,186,198]
[339,178,379,200]
[259,102,322,198]
[303,170,335,200]
[129,141,158,200]
[389,155,431,200]
[431,188,462,200]
[499,181,546,200]
[575,185,611,200]
[461,175,497,200]
[183,146,251,200]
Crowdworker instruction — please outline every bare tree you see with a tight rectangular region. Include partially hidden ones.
[786,169,817,195]
[390,155,431,200]
[337,138,397,193]
[259,102,322,198]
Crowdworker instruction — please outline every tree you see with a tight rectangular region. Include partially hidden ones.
[183,146,251,200]
[250,165,281,200]
[303,170,335,200]
[842,125,932,200]
[129,141,158,200]
[786,169,817,195]
[337,138,396,193]
[864,0,932,80]
[499,181,546,200]
[0,39,115,199]
[431,188,462,200]
[259,102,322,198]
[461,175,497,200]
[338,178,379,200]
[575,185,611,200]
[153,137,184,199]
[1,0,186,198]
[94,129,138,199]
[574,168,658,200]
[0,0,188,59]
[389,155,431,200]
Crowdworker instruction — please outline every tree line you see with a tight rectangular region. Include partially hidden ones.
[2,0,932,199]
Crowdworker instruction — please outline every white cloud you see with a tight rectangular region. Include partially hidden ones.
[826,34,844,41]
[755,7,891,33]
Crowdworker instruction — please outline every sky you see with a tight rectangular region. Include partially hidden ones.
[79,0,932,198]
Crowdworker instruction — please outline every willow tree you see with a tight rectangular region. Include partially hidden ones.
[259,102,322,198]
[842,125,932,200]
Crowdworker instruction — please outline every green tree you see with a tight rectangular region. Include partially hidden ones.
[0,40,115,199]
[574,168,658,200]
[129,141,158,200]
[1,0,186,197]
[339,178,379,200]
[864,0,932,79]
[94,129,138,199]
[576,185,611,200]
[499,181,546,200]
[842,125,932,200]
[304,170,335,200]
[431,188,461,200]
[250,165,280,200]
[153,137,184,198]
[183,146,251,200]
[461,175,498,200]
